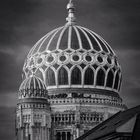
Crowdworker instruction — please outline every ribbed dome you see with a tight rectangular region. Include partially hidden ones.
[23,2,122,93]
[19,75,48,99]
[27,25,115,57]
[17,3,126,139]
[23,23,121,93]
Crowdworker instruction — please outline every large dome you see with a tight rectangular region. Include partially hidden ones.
[23,2,122,94]
[23,25,121,94]
[18,2,126,139]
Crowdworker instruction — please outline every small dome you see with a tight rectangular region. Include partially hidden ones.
[19,75,48,99]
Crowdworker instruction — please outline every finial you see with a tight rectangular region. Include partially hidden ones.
[66,0,76,23]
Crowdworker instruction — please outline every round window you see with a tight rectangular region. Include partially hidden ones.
[59,55,66,62]
[37,58,43,64]
[85,55,92,62]
[47,56,54,63]
[73,55,80,61]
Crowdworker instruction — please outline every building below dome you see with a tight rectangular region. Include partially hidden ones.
[16,1,126,140]
[76,105,140,140]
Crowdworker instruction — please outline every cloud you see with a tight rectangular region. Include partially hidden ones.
[116,49,140,107]
[0,48,15,55]
[14,45,31,64]
[121,87,140,108]
[0,93,16,107]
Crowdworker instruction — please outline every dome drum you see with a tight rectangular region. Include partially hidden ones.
[47,88,126,109]
[17,98,49,105]
[47,88,121,98]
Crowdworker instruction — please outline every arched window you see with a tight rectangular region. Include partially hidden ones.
[35,69,43,81]
[67,132,71,140]
[96,68,105,86]
[71,67,81,85]
[114,71,119,90]
[106,70,114,88]
[62,132,66,140]
[84,67,94,85]
[46,68,56,86]
[58,67,68,85]
[56,132,61,140]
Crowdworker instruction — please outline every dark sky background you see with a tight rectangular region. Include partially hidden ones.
[0,0,140,139]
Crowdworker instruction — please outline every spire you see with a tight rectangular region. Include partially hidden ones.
[30,70,35,77]
[66,0,76,23]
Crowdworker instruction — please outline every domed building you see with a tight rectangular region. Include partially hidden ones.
[16,1,126,140]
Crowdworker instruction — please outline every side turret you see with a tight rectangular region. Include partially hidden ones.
[16,75,51,140]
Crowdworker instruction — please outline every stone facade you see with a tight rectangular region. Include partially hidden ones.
[48,88,125,140]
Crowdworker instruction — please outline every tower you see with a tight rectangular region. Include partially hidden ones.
[16,1,126,140]
[16,75,51,140]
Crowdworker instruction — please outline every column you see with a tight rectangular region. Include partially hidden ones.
[73,129,76,140]
[76,128,79,139]
[41,126,42,140]
[60,132,62,140]
[44,127,47,140]
[60,114,62,123]
[31,126,34,140]
[42,126,45,140]
[47,128,50,140]
[39,126,41,140]
[66,132,67,140]
[20,127,24,140]
[27,124,30,140]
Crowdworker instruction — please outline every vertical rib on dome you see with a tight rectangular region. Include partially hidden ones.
[57,26,69,50]
[76,26,93,50]
[73,26,82,50]
[71,26,80,50]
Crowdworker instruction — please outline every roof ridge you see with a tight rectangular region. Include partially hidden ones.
[76,105,140,140]
[76,111,121,140]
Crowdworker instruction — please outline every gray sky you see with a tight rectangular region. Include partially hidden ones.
[0,0,140,139]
